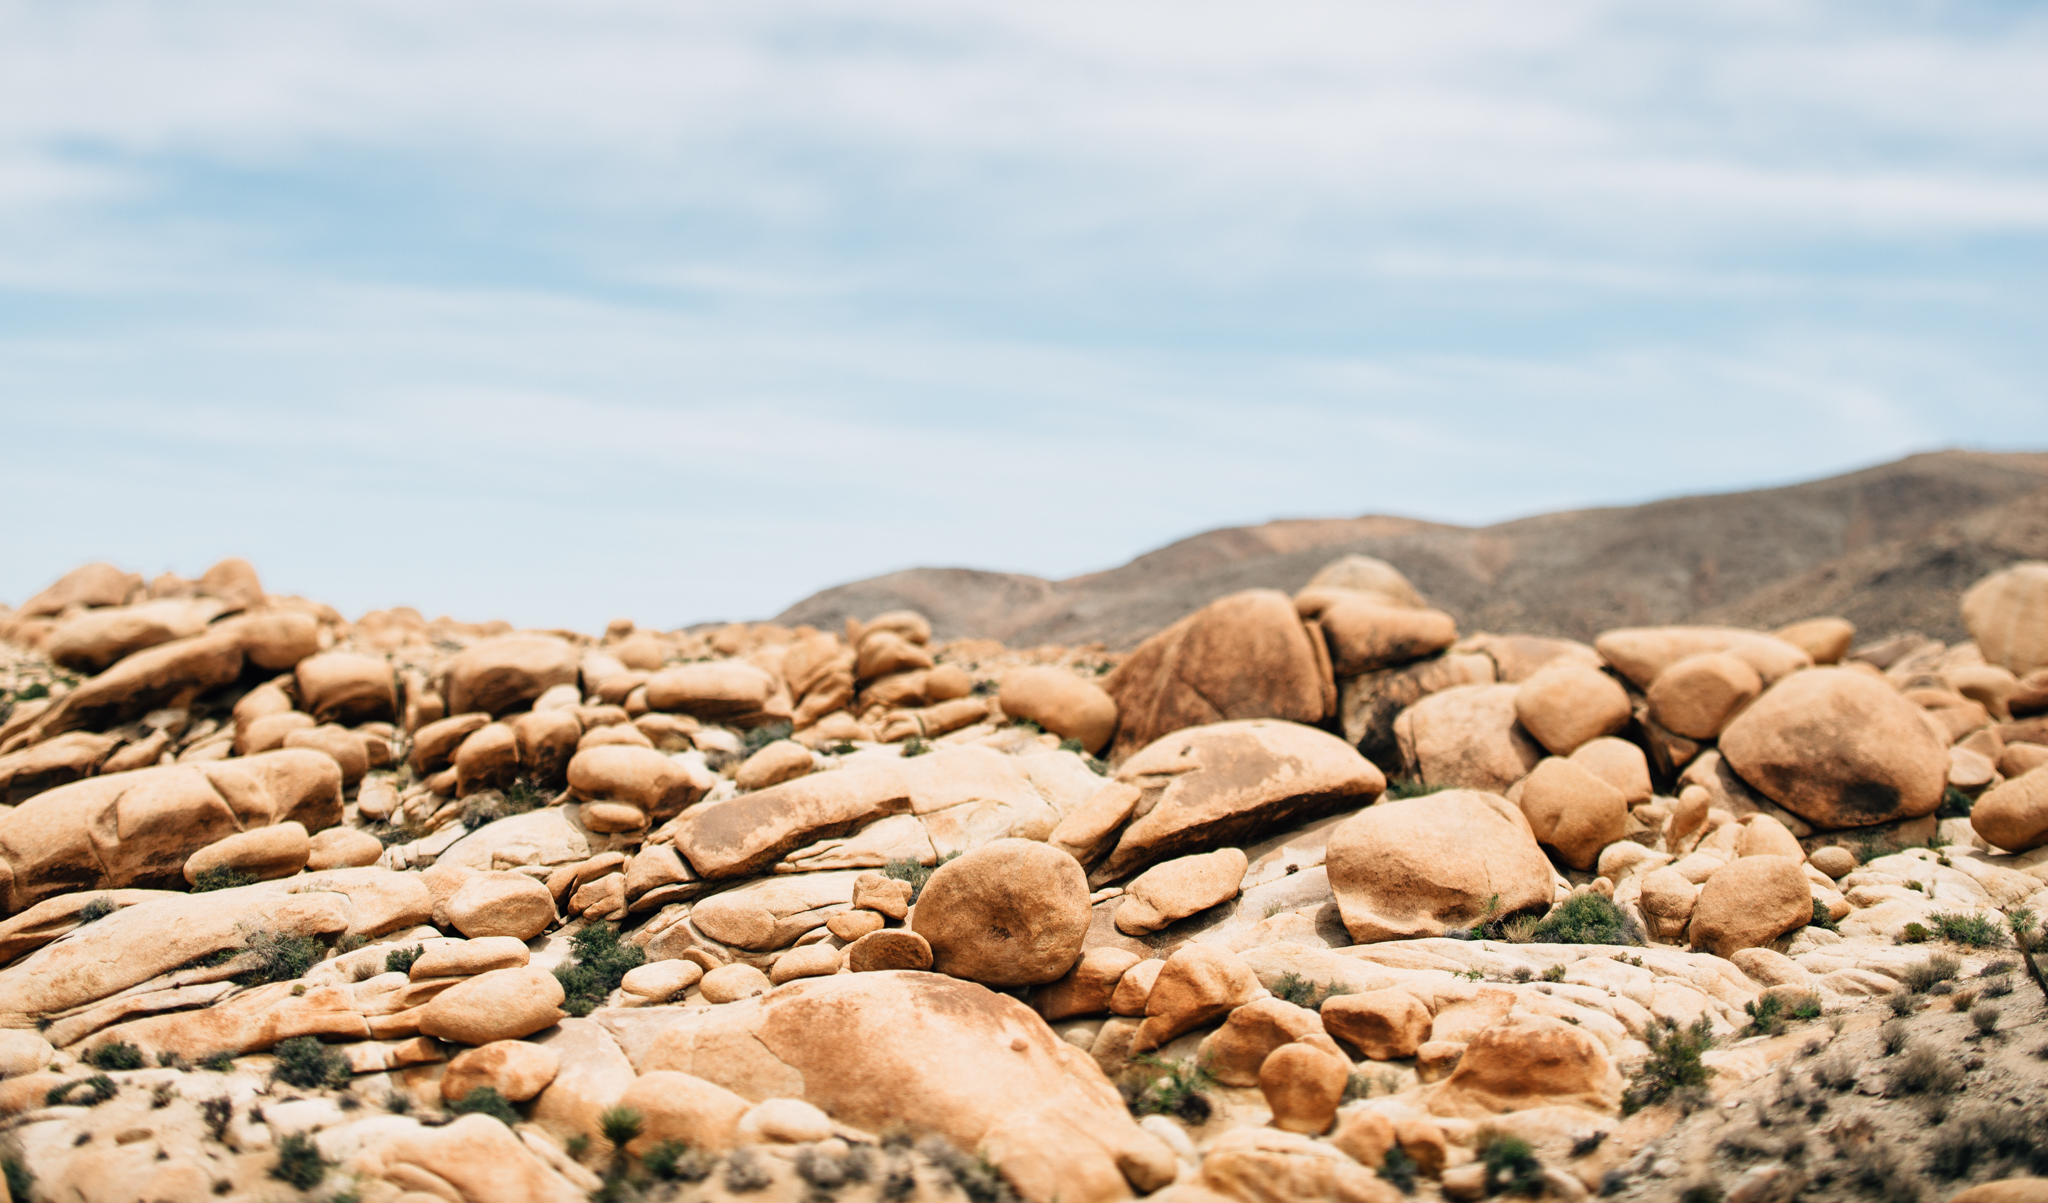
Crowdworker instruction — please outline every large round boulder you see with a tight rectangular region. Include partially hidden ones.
[911,839,1090,987]
[643,661,779,721]
[1687,855,1811,958]
[565,745,713,822]
[1964,562,2048,677]
[1719,668,1947,828]
[1393,684,1543,793]
[998,667,1118,755]
[445,635,580,717]
[1428,1014,1622,1117]
[1513,663,1631,756]
[1326,790,1553,943]
[294,652,395,725]
[1515,757,1627,871]
[416,966,566,1045]
[1972,764,2048,853]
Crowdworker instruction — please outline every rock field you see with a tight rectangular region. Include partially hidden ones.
[0,553,2045,1203]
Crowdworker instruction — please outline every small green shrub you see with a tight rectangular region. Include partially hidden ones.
[1124,1056,1214,1124]
[1928,911,2004,948]
[1270,972,1354,1011]
[1924,1106,2048,1180]
[1885,989,1920,1017]
[272,1037,351,1089]
[1057,737,1085,754]
[1624,1017,1715,1114]
[1900,953,1962,993]
[825,742,858,756]
[271,1130,327,1190]
[1901,922,1931,944]
[86,1040,144,1071]
[1481,1132,1542,1196]
[2,1152,32,1202]
[644,1138,714,1182]
[1744,995,1787,1037]
[201,1051,236,1072]
[1378,1145,1418,1194]
[796,1143,872,1190]
[883,852,958,903]
[198,1095,231,1140]
[1791,995,1822,1021]
[1384,777,1446,800]
[599,1104,643,1150]
[1533,893,1642,946]
[447,1085,519,1126]
[235,931,324,986]
[901,736,932,758]
[565,1134,591,1161]
[45,1075,118,1107]
[384,945,424,976]
[77,895,115,925]
[552,923,646,1017]
[742,721,794,753]
[1937,786,1974,819]
[192,865,256,892]
[1809,898,1837,932]
[1542,963,1567,983]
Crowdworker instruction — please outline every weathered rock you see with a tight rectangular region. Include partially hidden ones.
[1327,790,1552,943]
[1946,1180,2048,1203]
[1687,855,1811,957]
[1972,764,2048,853]
[440,1039,561,1103]
[5,625,245,748]
[620,958,702,1002]
[999,667,1119,755]
[453,722,520,796]
[359,1112,585,1203]
[411,936,531,979]
[1513,663,1631,757]
[1260,1036,1350,1135]
[44,599,220,674]
[1773,618,1855,665]
[618,1070,752,1155]
[1134,942,1262,1053]
[672,765,911,879]
[1115,847,1248,935]
[16,562,137,617]
[1516,758,1627,871]
[1339,652,1497,772]
[183,821,310,884]
[412,713,493,775]
[1309,596,1459,677]
[846,928,934,973]
[1568,737,1653,806]
[445,635,580,717]
[1719,668,1948,828]
[1304,555,1428,609]
[566,745,712,822]
[1103,590,1332,762]
[1595,627,1811,691]
[0,749,341,912]
[644,661,779,721]
[0,731,118,802]
[1035,947,1144,1022]
[296,652,396,725]
[1195,997,1324,1086]
[701,962,774,1003]
[768,943,842,984]
[416,966,566,1044]
[1428,1014,1622,1117]
[1322,989,1433,1061]
[1964,562,2048,677]
[1198,1127,1404,1203]
[1647,652,1763,741]
[1637,867,1698,940]
[527,1017,639,1143]
[1093,720,1383,884]
[235,609,322,670]
[1735,814,1804,860]
[913,839,1090,987]
[308,825,385,870]
[734,740,814,791]
[688,870,864,951]
[853,872,914,919]
[857,630,934,680]
[445,872,556,941]
[1395,684,1544,793]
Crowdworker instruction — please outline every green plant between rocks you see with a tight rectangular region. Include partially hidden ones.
[552,923,646,1017]
[1927,911,2005,948]
[85,1040,144,1071]
[1532,892,1643,946]
[1480,1131,1543,1196]
[446,1085,520,1126]
[1124,1056,1215,1124]
[191,865,256,893]
[271,1037,351,1090]
[235,931,325,986]
[45,1074,118,1107]
[76,895,115,925]
[271,1131,327,1191]
[1624,1017,1715,1114]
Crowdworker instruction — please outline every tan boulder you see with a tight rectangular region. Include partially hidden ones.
[853,872,914,919]
[411,712,492,775]
[769,943,842,984]
[735,739,814,791]
[1195,997,1325,1086]
[644,661,780,721]
[1720,668,1948,828]
[1115,847,1248,935]
[1807,845,1856,878]
[452,722,519,797]
[1103,590,1333,762]
[620,959,702,1003]
[566,745,712,822]
[441,1039,561,1104]
[845,929,933,973]
[641,971,1172,1203]
[826,909,884,941]
[1964,562,2048,677]
[1972,764,2048,853]
[1687,855,1811,957]
[295,652,396,725]
[416,966,566,1044]
[0,749,341,912]
[1330,1109,1398,1168]
[16,561,138,617]
[1034,947,1144,1022]
[998,667,1119,754]
[235,609,322,671]
[1395,684,1544,793]
[1260,1036,1350,1135]
[1947,1181,2048,1203]
[511,705,583,789]
[411,936,531,978]
[912,839,1090,987]
[1327,790,1552,943]
[195,557,265,611]
[857,630,935,680]
[1513,663,1631,757]
[0,731,118,802]
[672,765,911,879]
[618,1070,752,1155]
[183,821,310,884]
[1637,868,1698,940]
[1595,626,1811,690]
[1568,737,1653,806]
[1304,555,1428,609]
[1773,618,1855,665]
[1133,942,1262,1053]
[45,599,220,674]
[445,635,579,717]
[1093,720,1383,884]
[527,1017,638,1142]
[1198,1128,1403,1203]
[360,1113,584,1203]
[700,962,772,1003]
[1308,596,1459,676]
[1429,1014,1622,1117]
[1515,757,1627,871]
[1322,989,1432,1061]
[682,870,864,951]
[284,723,371,785]
[5,625,244,748]
[1736,814,1803,859]
[1647,652,1762,740]
[235,709,315,756]
[1049,780,1142,866]
[446,872,556,941]
[1339,651,1497,772]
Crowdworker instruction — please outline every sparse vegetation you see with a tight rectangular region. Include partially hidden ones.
[599,1104,643,1150]
[1533,892,1642,946]
[883,852,959,903]
[85,1040,144,1071]
[77,895,115,924]
[1378,1145,1418,1194]
[901,736,932,757]
[918,1137,1022,1203]
[447,1085,519,1126]
[271,1131,327,1191]
[644,1139,715,1182]
[191,865,256,892]
[1124,1056,1214,1124]
[1886,1044,1961,1096]
[1925,1105,2048,1180]
[235,931,324,986]
[1936,786,1974,819]
[201,1051,236,1072]
[1899,953,1961,994]
[1810,897,1837,932]
[796,1143,873,1191]
[200,1096,233,1140]
[1624,1016,1715,1114]
[1542,963,1567,983]
[552,923,646,1017]
[1885,990,1921,1017]
[1969,1003,2000,1035]
[1270,972,1354,1011]
[272,1037,351,1089]
[742,721,794,753]
[1384,777,1447,800]
[2,1152,33,1203]
[723,1146,775,1193]
[1927,911,2004,948]
[1480,1131,1542,1196]
[384,944,424,976]
[45,1075,118,1107]
[1880,1019,1911,1055]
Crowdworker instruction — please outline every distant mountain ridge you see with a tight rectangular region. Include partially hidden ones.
[774,450,2048,649]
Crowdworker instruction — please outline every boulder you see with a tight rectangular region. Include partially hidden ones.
[1735,814,1804,860]
[846,929,934,973]
[620,959,702,1003]
[453,722,520,797]
[514,709,584,785]
[1394,684,1543,793]
[1773,618,1855,665]
[690,871,864,952]
[641,971,1172,1203]
[912,839,1090,987]
[734,740,814,791]
[1198,1127,1402,1203]
[183,821,310,884]
[643,661,779,721]
[284,724,372,786]
[857,631,934,680]
[1339,652,1497,771]
[1964,562,2048,677]
[769,943,843,984]
[1260,1037,1350,1135]
[1327,790,1553,943]
[440,1039,561,1104]
[1428,1014,1622,1117]
[1946,1182,2048,1203]
[415,966,566,1045]
[1304,555,1428,609]
[1195,997,1325,1086]
[1687,856,1811,957]
[16,562,137,617]
[235,609,322,671]
[0,749,342,912]
[1322,989,1433,1061]
[1103,591,1332,762]
[1035,947,1144,1022]
[1594,627,1811,691]
[411,937,530,979]
[44,599,220,674]
[1093,720,1383,884]
[527,1018,639,1143]
[1115,847,1248,936]
[1647,652,1762,740]
[700,962,772,1003]
[1719,668,1948,828]
[998,667,1119,755]
[358,1113,584,1203]
[4,626,245,748]
[617,1070,752,1155]
[445,872,556,941]
[0,731,118,802]
[1306,596,1458,677]
[295,652,396,725]
[1513,663,1631,757]
[1638,868,1699,940]
[672,765,911,879]
[565,745,713,822]
[308,825,385,871]
[1134,943,1262,1053]
[1568,737,1653,806]
[1515,757,1627,871]
[1972,765,2048,853]
[445,635,580,717]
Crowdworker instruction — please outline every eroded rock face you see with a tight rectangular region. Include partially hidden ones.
[445,635,580,717]
[1428,1014,1622,1117]
[641,971,1173,1203]
[1326,790,1552,944]
[1103,590,1332,763]
[912,839,1090,987]
[1092,720,1384,885]
[0,749,342,913]
[672,765,911,879]
[1719,668,1947,829]
[1394,684,1543,793]
[1964,562,2048,677]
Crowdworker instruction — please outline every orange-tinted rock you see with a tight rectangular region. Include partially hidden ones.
[445,635,579,717]
[999,667,1118,754]
[1647,652,1762,740]
[1327,790,1552,943]
[1720,668,1947,828]
[1394,684,1543,793]
[295,652,395,725]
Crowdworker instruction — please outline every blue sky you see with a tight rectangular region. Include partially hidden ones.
[2,1,2044,631]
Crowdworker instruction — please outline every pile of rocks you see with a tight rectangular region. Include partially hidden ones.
[0,554,2043,1203]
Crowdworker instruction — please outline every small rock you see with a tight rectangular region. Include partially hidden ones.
[699,963,772,1003]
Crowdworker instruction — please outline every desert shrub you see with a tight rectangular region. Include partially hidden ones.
[1384,777,1447,800]
[1928,911,2004,948]
[2,1153,32,1203]
[1533,893,1642,946]
[272,1037,350,1089]
[384,944,424,976]
[644,1139,715,1182]
[1480,1132,1542,1196]
[236,931,323,986]
[200,1096,234,1141]
[201,1051,236,1072]
[384,1091,411,1115]
[919,1137,1022,1203]
[1846,1140,1923,1203]
[1925,1106,2048,1180]
[1899,953,1961,994]
[86,1040,144,1071]
[1270,972,1353,1011]
[1680,1184,1723,1203]
[1901,922,1932,944]
[796,1143,872,1190]
[1937,786,1975,818]
[1624,1017,1714,1114]
[1124,1056,1214,1124]
[77,895,115,924]
[1970,1003,2001,1035]
[599,1105,643,1150]
[883,852,958,903]
[724,1147,775,1193]
[1543,963,1567,982]
[271,1131,327,1190]
[1744,995,1787,1037]
[1950,988,1977,1011]
[45,1074,118,1107]
[1811,1053,1856,1092]
[1880,1020,1912,1055]
[1982,976,2014,999]
[1885,990,1921,1017]
[1809,898,1837,932]
[192,865,256,892]
[552,923,646,1017]
[1790,994,1822,1020]
[446,1086,519,1127]
[901,736,932,758]
[742,721,794,753]
[1887,1045,1962,1096]
[1378,1145,1418,1194]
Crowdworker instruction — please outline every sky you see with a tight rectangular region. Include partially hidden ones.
[2,1,2044,632]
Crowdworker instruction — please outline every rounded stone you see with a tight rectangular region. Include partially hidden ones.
[307,826,385,871]
[844,929,933,974]
[1719,668,1948,829]
[699,963,772,1004]
[910,839,1090,987]
[183,822,310,885]
[1513,663,1631,756]
[769,943,843,985]
[621,959,703,1002]
[445,872,556,942]
[416,967,566,1045]
[998,668,1119,755]
[1687,856,1812,958]
[440,1039,561,1104]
